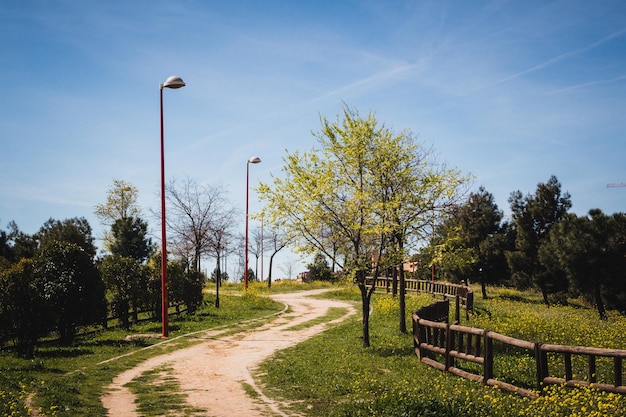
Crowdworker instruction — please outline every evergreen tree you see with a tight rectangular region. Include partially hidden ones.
[542,210,626,319]
[110,216,153,263]
[453,186,505,298]
[307,253,333,282]
[507,175,571,304]
[37,217,97,258]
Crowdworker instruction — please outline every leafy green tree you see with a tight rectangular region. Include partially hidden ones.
[259,105,468,346]
[380,140,468,333]
[541,210,626,319]
[145,254,164,319]
[0,221,37,264]
[166,258,205,314]
[430,222,476,282]
[110,216,153,263]
[451,186,504,298]
[240,268,256,283]
[479,221,515,290]
[94,180,141,251]
[99,255,149,328]
[507,175,571,304]
[37,217,97,258]
[307,253,333,282]
[33,241,106,344]
[0,259,49,357]
[210,268,229,282]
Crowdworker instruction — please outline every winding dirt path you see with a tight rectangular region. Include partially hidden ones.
[101,289,356,416]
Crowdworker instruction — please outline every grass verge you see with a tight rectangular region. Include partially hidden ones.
[125,366,206,416]
[256,286,626,417]
[0,289,284,417]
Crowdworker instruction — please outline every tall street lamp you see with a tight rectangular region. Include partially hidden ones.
[160,75,185,338]
[245,156,261,290]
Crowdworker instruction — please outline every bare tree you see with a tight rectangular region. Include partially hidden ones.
[249,227,263,281]
[279,258,298,280]
[206,203,238,307]
[265,227,293,288]
[164,177,231,276]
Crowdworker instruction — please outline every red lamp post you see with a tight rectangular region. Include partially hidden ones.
[160,75,185,338]
[244,156,261,290]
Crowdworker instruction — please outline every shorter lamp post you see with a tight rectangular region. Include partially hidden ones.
[244,156,261,290]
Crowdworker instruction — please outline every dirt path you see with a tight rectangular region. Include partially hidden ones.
[101,289,356,416]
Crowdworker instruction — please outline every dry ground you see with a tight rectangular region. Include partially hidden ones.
[101,289,356,416]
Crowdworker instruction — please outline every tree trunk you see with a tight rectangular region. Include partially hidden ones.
[268,253,275,288]
[594,282,607,320]
[359,282,371,348]
[399,265,407,333]
[540,285,549,305]
[194,247,202,279]
[215,256,220,308]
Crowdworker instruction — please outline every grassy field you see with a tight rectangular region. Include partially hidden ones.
[2,281,626,416]
[0,285,285,417]
[256,285,626,417]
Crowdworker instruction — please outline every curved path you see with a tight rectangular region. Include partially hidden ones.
[101,289,356,416]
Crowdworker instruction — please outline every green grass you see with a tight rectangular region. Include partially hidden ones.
[0,288,284,417]
[241,279,340,294]
[4,282,626,417]
[125,366,206,416]
[284,307,348,331]
[255,286,626,417]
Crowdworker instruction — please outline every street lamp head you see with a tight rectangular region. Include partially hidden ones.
[161,75,186,89]
[248,156,261,164]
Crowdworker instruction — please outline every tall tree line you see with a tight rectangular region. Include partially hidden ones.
[422,175,626,319]
[0,176,239,356]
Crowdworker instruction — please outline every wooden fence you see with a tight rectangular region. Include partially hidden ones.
[413,305,626,399]
[367,276,474,321]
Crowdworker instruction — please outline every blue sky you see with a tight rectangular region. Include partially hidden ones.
[1,0,625,277]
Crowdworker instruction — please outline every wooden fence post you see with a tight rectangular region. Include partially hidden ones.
[564,353,573,381]
[445,323,453,371]
[589,355,597,384]
[484,330,493,383]
[466,291,473,321]
[535,343,547,391]
[413,314,421,358]
[455,294,460,324]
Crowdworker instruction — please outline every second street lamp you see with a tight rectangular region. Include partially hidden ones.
[245,156,261,290]
[159,75,185,338]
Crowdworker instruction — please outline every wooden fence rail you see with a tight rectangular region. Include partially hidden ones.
[367,276,474,320]
[413,306,626,399]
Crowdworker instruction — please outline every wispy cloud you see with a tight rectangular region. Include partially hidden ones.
[546,74,626,95]
[306,59,429,105]
[480,27,626,92]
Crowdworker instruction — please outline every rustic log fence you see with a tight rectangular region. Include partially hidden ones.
[367,276,473,321]
[413,302,626,399]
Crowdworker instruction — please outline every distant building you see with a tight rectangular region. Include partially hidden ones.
[297,271,309,282]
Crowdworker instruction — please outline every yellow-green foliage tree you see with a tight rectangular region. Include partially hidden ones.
[259,105,468,346]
